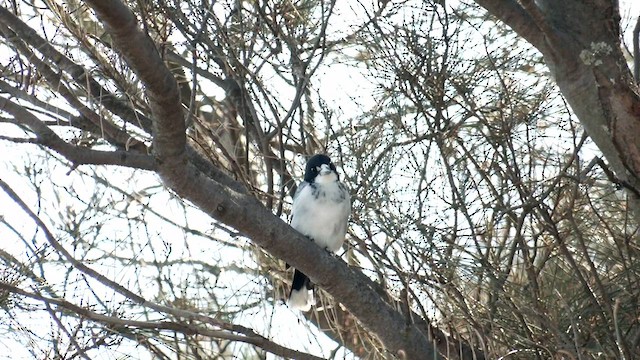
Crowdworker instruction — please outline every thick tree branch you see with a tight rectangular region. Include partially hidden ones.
[474,0,640,224]
[81,0,185,165]
[0,4,251,192]
[81,0,443,357]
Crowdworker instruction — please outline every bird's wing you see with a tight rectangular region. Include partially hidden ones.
[290,181,310,228]
[338,189,351,236]
[293,181,309,201]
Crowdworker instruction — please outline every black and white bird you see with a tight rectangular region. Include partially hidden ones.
[288,154,351,311]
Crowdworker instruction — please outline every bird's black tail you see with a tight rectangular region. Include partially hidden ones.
[288,269,314,311]
[290,269,311,294]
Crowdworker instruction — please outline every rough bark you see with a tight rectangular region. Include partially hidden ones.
[473,0,640,223]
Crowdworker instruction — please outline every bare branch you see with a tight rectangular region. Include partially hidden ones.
[0,177,325,360]
[0,281,324,360]
[0,97,156,170]
[82,0,185,164]
[0,22,147,152]
[0,6,154,132]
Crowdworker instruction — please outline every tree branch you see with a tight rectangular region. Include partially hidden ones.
[0,21,147,153]
[0,5,154,133]
[81,0,185,164]
[0,97,156,170]
[0,281,324,360]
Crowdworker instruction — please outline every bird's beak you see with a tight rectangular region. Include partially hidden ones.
[319,164,332,175]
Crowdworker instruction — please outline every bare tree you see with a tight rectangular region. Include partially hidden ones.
[1,0,639,359]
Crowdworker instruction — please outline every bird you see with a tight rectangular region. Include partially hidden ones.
[288,154,351,311]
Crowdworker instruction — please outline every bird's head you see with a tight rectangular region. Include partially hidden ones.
[304,154,339,184]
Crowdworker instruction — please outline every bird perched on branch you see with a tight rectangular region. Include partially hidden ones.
[288,154,351,311]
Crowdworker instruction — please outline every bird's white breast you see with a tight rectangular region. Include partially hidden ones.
[291,180,350,253]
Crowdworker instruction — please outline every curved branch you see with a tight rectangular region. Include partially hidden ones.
[81,0,185,164]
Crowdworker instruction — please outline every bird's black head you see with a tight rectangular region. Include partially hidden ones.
[304,154,338,183]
